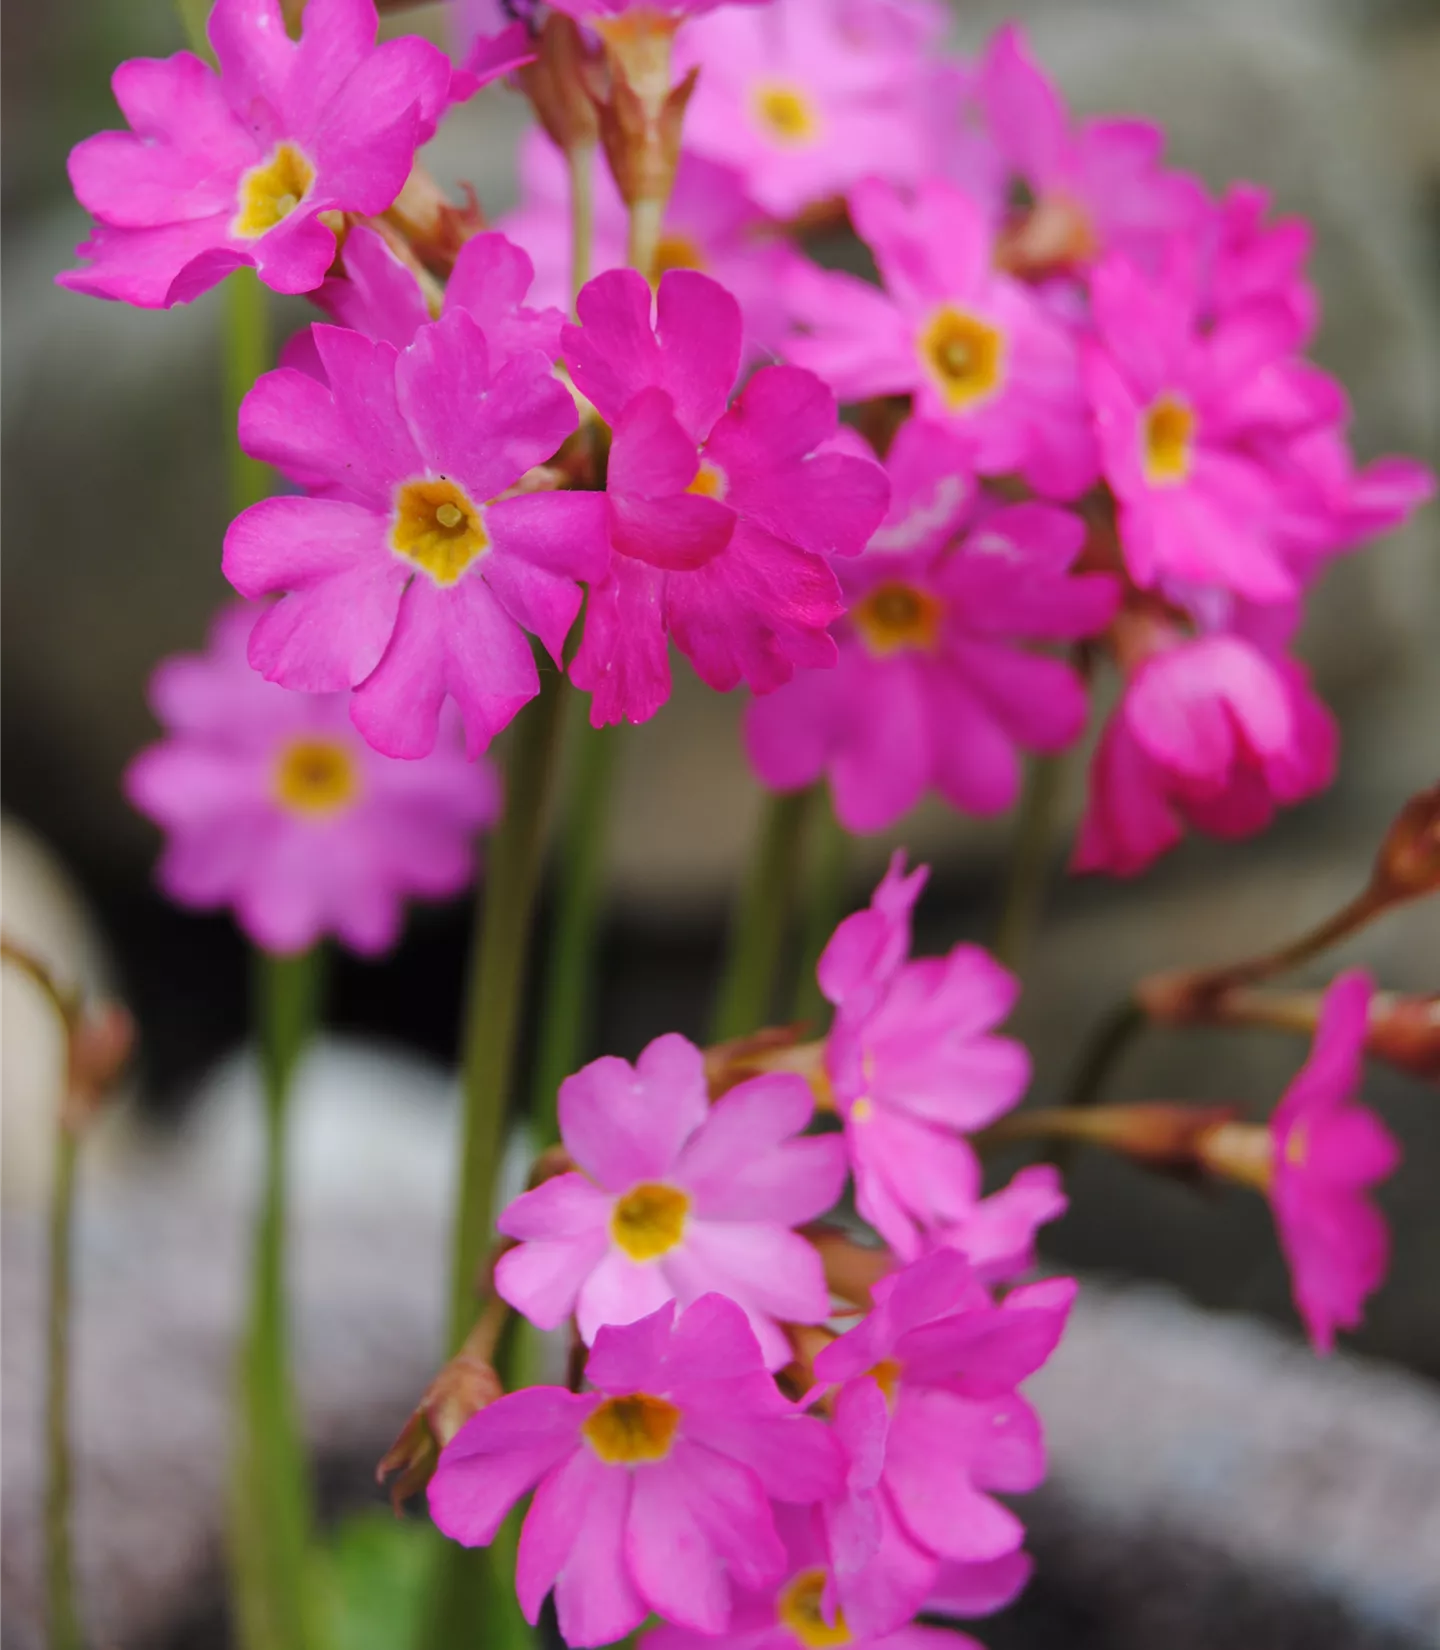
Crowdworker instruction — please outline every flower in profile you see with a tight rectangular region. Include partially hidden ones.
[675,0,944,219]
[785,179,1097,499]
[224,309,607,759]
[429,1295,844,1647]
[1269,971,1399,1354]
[496,1033,846,1368]
[58,0,510,308]
[563,268,888,727]
[745,418,1117,832]
[817,855,1031,1259]
[124,604,497,954]
[812,1251,1073,1637]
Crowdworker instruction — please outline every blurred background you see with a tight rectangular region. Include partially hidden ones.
[3,1,1439,1646]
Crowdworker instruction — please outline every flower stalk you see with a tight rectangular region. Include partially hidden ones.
[993,753,1065,974]
[790,786,849,1026]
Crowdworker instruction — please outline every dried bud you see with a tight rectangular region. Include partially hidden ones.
[704,1026,824,1100]
[1367,992,1440,1084]
[382,163,485,277]
[1193,1120,1274,1193]
[1372,781,1440,904]
[65,1001,135,1129]
[805,1227,893,1308]
[517,14,603,154]
[377,1351,503,1512]
[995,195,1099,280]
[1068,1102,1241,1168]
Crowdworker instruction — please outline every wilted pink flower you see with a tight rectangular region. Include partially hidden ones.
[501,131,795,358]
[224,310,606,759]
[1074,625,1337,877]
[745,418,1117,831]
[675,0,944,219]
[125,604,497,954]
[563,268,887,726]
[817,855,1031,1259]
[1270,971,1399,1354]
[59,0,515,308]
[496,1034,846,1367]
[429,1295,844,1647]
[645,1502,1031,1650]
[812,1252,1073,1637]
[785,179,1098,499]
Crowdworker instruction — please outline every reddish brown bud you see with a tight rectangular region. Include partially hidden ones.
[1193,1120,1274,1193]
[703,1027,827,1103]
[377,1352,503,1512]
[1367,992,1440,1084]
[65,1001,135,1129]
[994,195,1099,279]
[1372,781,1440,904]
[381,164,485,278]
[517,14,604,154]
[805,1227,894,1308]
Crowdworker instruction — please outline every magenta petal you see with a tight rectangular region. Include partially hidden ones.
[652,269,743,443]
[568,560,671,727]
[558,1032,709,1189]
[533,1449,647,1647]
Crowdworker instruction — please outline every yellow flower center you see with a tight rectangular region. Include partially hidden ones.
[851,582,944,657]
[234,142,315,239]
[918,306,1004,411]
[582,1393,681,1464]
[1284,1124,1309,1169]
[849,1097,874,1124]
[391,479,489,585]
[273,737,359,818]
[610,1182,690,1262]
[652,232,707,279]
[1142,393,1195,485]
[687,460,728,501]
[867,1358,903,1407]
[754,82,820,145]
[778,1570,851,1649]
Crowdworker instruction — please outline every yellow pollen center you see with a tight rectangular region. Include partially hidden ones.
[652,233,706,279]
[849,1097,874,1124]
[234,142,315,239]
[867,1358,902,1407]
[778,1571,851,1649]
[582,1393,681,1464]
[273,737,359,818]
[1284,1124,1309,1169]
[391,479,489,585]
[1142,393,1195,485]
[852,582,944,657]
[918,307,1004,411]
[610,1182,690,1261]
[687,460,727,501]
[754,82,819,145]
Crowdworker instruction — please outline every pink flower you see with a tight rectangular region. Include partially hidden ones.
[675,0,944,219]
[745,418,1117,831]
[785,179,1098,499]
[812,1251,1073,1637]
[928,1165,1068,1287]
[1074,627,1337,878]
[501,130,796,360]
[124,603,497,954]
[550,0,769,20]
[496,1033,847,1368]
[429,1295,844,1647]
[562,268,888,726]
[223,309,607,759]
[1269,971,1399,1355]
[644,1502,1031,1650]
[817,855,1031,1259]
[59,0,510,308]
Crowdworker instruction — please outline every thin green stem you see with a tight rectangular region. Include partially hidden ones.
[565,142,597,310]
[626,196,665,281]
[231,947,325,1650]
[993,754,1064,975]
[530,704,620,1143]
[790,787,849,1028]
[711,790,813,1044]
[1061,996,1146,1113]
[46,1126,82,1650]
[226,270,272,514]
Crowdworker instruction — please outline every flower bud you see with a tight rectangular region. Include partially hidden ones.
[517,14,604,154]
[1372,781,1440,904]
[1193,1120,1273,1192]
[377,1350,503,1512]
[1367,992,1440,1084]
[65,1001,135,1129]
[382,163,484,277]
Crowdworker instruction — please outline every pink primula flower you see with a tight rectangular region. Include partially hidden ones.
[812,1252,1073,1637]
[429,1295,844,1647]
[817,855,1031,1259]
[1074,626,1337,877]
[496,1032,846,1369]
[59,0,518,308]
[224,309,606,759]
[125,604,497,954]
[929,1164,1067,1286]
[785,179,1098,499]
[1269,971,1399,1354]
[676,0,944,218]
[645,1502,1031,1650]
[745,419,1117,831]
[563,268,888,727]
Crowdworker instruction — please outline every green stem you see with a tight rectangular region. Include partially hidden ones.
[993,754,1064,975]
[226,269,272,514]
[46,1126,82,1650]
[1061,996,1146,1113]
[530,705,620,1143]
[711,790,812,1043]
[790,787,849,1028]
[231,947,325,1650]
[565,142,597,310]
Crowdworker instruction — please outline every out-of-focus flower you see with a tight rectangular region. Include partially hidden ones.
[125,604,497,954]
[58,0,486,307]
[563,268,887,726]
[676,0,945,219]
[785,179,1098,499]
[224,310,606,758]
[495,1032,846,1367]
[429,1295,843,1646]
[928,1164,1067,1285]
[817,855,1031,1259]
[745,418,1116,831]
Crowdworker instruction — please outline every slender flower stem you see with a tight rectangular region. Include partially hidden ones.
[46,1124,82,1650]
[1059,996,1146,1114]
[626,196,665,281]
[711,790,813,1044]
[790,787,849,1028]
[993,754,1064,975]
[565,142,597,309]
[225,270,272,513]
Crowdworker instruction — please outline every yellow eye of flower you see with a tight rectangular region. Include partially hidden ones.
[582,1393,681,1464]
[610,1182,690,1261]
[1142,393,1196,485]
[652,233,707,279]
[918,307,1005,411]
[234,143,315,239]
[391,479,489,585]
[778,1571,851,1649]
[687,461,728,501]
[754,82,820,145]
[273,737,359,818]
[851,582,944,657]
